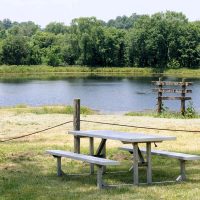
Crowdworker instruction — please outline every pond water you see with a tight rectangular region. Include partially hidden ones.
[0,76,199,113]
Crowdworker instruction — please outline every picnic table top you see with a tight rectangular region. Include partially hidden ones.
[68,130,176,143]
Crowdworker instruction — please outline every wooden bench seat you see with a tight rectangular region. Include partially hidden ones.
[119,146,200,181]
[46,150,120,189]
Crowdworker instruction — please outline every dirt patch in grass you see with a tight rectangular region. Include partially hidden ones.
[8,152,37,162]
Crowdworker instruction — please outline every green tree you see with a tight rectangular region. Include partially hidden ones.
[0,12,199,68]
[61,33,80,65]
[127,11,198,68]
[107,13,141,29]
[177,23,200,68]
[46,46,62,66]
[32,32,56,48]
[2,36,30,65]
[27,45,42,65]
[2,19,12,29]
[45,22,68,35]
[102,27,127,66]
[69,17,105,66]
[0,39,3,64]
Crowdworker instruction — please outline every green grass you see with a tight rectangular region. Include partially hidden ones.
[0,65,153,74]
[165,68,200,77]
[0,65,200,78]
[1,105,200,119]
[1,143,200,200]
[126,111,200,119]
[0,105,95,115]
[1,112,200,199]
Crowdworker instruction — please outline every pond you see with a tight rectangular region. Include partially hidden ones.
[0,75,199,113]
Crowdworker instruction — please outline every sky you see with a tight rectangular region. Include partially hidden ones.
[0,0,200,27]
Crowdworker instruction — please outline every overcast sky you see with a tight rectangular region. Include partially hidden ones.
[0,0,200,27]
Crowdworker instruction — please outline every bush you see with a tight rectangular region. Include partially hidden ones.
[167,59,181,69]
[185,101,197,118]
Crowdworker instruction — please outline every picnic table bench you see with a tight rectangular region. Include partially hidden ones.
[46,150,119,189]
[119,146,200,181]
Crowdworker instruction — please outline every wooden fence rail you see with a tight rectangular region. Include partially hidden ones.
[152,78,192,115]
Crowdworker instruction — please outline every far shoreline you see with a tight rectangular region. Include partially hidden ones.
[0,105,199,119]
[0,65,200,78]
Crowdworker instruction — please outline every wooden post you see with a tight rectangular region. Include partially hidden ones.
[73,99,80,153]
[181,79,186,115]
[157,77,163,114]
[153,79,192,115]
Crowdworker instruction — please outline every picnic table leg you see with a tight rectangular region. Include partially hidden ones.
[96,139,107,174]
[56,156,62,176]
[176,160,186,181]
[138,148,145,163]
[89,137,94,174]
[97,165,104,189]
[102,142,107,174]
[180,160,186,181]
[146,142,152,184]
[133,143,139,185]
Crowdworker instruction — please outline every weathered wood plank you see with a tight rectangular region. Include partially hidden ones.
[153,89,192,93]
[159,97,191,100]
[68,130,176,143]
[46,150,120,166]
[119,147,200,160]
[152,81,192,86]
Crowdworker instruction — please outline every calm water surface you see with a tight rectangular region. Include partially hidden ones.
[0,76,199,113]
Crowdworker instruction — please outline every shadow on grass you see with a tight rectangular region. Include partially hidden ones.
[1,155,200,200]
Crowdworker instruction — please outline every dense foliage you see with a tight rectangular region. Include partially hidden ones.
[0,11,199,68]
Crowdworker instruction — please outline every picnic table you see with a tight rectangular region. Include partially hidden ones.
[68,130,176,185]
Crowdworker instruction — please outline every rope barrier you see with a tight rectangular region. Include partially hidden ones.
[81,119,200,133]
[1,117,199,143]
[0,120,73,143]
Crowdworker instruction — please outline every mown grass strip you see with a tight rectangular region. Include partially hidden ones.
[0,105,95,115]
[126,111,200,119]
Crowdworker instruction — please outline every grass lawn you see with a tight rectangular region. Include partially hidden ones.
[1,110,200,200]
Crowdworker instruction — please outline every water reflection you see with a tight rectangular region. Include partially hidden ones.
[0,75,198,113]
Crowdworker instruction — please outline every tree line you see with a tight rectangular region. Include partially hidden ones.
[0,11,199,68]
